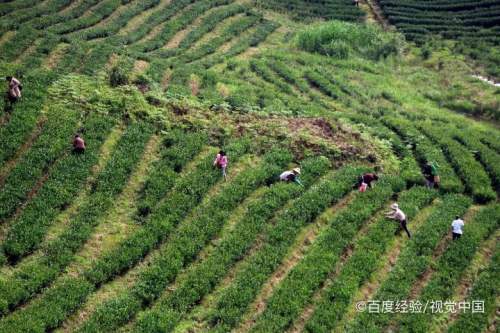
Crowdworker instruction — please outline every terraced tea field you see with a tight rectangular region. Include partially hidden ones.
[375,0,500,78]
[0,0,498,332]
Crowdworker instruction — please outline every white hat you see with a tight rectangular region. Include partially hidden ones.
[293,167,301,174]
[391,203,399,209]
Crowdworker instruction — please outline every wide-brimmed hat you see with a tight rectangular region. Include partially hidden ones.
[293,167,301,174]
[391,203,399,209]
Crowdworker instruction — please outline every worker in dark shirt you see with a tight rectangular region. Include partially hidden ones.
[362,173,379,188]
[356,172,379,190]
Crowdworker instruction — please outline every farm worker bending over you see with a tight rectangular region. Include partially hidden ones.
[423,161,439,189]
[213,150,228,180]
[5,76,22,110]
[357,172,379,190]
[385,203,411,238]
[280,167,303,186]
[73,134,86,154]
[451,215,464,240]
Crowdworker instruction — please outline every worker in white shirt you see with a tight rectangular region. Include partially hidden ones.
[385,203,411,238]
[279,167,303,186]
[451,215,465,240]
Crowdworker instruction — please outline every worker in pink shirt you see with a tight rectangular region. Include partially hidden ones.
[73,134,86,154]
[5,76,22,111]
[213,150,228,180]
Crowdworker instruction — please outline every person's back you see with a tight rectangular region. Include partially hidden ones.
[423,164,432,176]
[362,173,378,187]
[74,137,85,149]
[451,217,464,239]
[217,154,228,168]
[393,208,406,221]
[280,170,294,181]
[213,150,228,179]
[73,135,85,154]
[386,203,410,238]
[7,77,21,98]
[280,168,302,185]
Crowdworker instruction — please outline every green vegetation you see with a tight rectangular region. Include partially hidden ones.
[448,243,500,333]
[347,194,472,332]
[378,0,500,78]
[398,204,500,332]
[255,0,364,22]
[305,186,437,333]
[249,176,405,332]
[132,156,330,332]
[296,20,403,60]
[205,166,366,332]
[0,0,498,332]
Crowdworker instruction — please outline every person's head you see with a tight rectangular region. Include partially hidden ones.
[455,215,460,220]
[292,167,301,175]
[391,203,399,210]
[6,76,12,82]
[219,150,226,156]
[374,174,379,180]
[75,134,80,139]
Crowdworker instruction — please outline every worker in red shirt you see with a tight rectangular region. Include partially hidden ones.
[73,134,85,154]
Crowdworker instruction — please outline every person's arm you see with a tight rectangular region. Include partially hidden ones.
[294,177,303,186]
[385,211,395,219]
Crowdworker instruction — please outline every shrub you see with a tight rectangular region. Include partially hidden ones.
[296,20,405,61]
[109,64,130,87]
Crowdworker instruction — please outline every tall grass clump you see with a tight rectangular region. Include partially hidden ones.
[296,20,404,61]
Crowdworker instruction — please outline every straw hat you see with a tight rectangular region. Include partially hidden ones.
[293,167,301,175]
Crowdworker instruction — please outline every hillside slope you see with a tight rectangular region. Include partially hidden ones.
[0,1,498,332]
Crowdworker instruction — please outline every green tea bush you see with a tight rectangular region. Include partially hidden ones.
[30,0,101,30]
[0,72,54,165]
[255,0,364,22]
[305,186,436,333]
[71,0,160,40]
[384,117,464,193]
[250,176,405,332]
[48,0,121,35]
[454,132,500,192]
[132,156,331,332]
[0,104,80,221]
[447,243,499,333]
[419,124,496,203]
[135,130,206,220]
[206,166,368,332]
[0,123,153,316]
[348,194,472,332]
[77,149,293,332]
[131,0,231,53]
[85,141,249,283]
[2,114,116,261]
[0,1,71,32]
[0,0,39,17]
[398,204,500,332]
